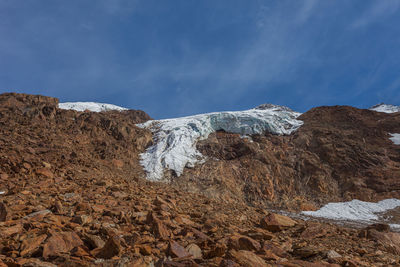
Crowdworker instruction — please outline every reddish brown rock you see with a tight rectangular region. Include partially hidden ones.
[15,258,57,267]
[262,249,280,261]
[71,246,90,257]
[206,243,226,258]
[42,231,84,259]
[300,223,329,239]
[228,250,268,267]
[292,244,321,259]
[53,200,64,214]
[152,219,170,240]
[243,228,275,241]
[366,229,400,254]
[72,214,92,225]
[262,241,288,258]
[228,235,261,251]
[238,235,261,251]
[191,228,211,242]
[0,223,23,237]
[280,260,340,267]
[95,235,122,259]
[260,213,297,232]
[219,259,240,267]
[112,159,124,168]
[84,234,105,249]
[20,234,47,257]
[169,241,191,258]
[36,168,54,179]
[139,244,152,256]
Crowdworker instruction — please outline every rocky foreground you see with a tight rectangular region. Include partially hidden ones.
[1,93,400,266]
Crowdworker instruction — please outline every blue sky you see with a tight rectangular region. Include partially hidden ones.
[1,0,400,118]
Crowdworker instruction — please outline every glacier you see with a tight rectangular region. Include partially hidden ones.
[369,103,400,113]
[137,104,303,181]
[59,102,127,112]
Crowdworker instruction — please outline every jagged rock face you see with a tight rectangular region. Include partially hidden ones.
[171,106,400,209]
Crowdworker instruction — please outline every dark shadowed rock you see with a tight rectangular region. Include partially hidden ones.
[0,203,7,222]
[95,236,122,259]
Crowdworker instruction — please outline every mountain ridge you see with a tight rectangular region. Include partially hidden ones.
[1,92,400,266]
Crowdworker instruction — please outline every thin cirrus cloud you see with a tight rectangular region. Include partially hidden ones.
[351,0,400,29]
[0,0,400,118]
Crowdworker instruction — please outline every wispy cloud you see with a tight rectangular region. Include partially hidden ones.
[1,0,399,118]
[351,0,400,29]
[296,0,319,23]
[133,2,320,96]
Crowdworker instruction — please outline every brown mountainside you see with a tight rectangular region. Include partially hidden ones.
[0,93,400,266]
[174,106,400,210]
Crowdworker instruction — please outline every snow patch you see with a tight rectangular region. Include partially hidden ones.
[59,102,127,112]
[369,103,400,113]
[389,133,400,145]
[302,199,400,222]
[0,191,5,195]
[390,224,400,229]
[137,104,303,181]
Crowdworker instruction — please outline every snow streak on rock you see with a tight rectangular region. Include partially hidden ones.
[369,103,400,113]
[302,199,400,222]
[137,104,303,181]
[59,102,127,112]
[389,133,400,145]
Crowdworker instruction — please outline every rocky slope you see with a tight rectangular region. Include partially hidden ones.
[0,93,400,266]
[171,105,400,210]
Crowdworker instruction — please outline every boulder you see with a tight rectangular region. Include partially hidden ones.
[95,235,122,259]
[169,241,191,258]
[186,243,202,259]
[20,234,47,257]
[260,213,297,232]
[229,250,268,267]
[42,231,84,259]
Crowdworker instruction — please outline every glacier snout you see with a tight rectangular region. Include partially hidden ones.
[137,104,303,181]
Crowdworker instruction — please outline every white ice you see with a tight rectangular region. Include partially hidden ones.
[137,104,303,181]
[369,103,400,113]
[389,133,400,145]
[59,102,127,112]
[302,198,400,222]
